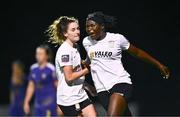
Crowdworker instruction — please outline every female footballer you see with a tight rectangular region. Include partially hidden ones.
[47,16,96,117]
[24,45,58,116]
[9,60,27,116]
[83,11,170,116]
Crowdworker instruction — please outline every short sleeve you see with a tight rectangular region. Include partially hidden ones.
[83,37,91,52]
[52,70,58,81]
[47,63,58,81]
[28,70,35,83]
[58,49,73,67]
[118,35,130,50]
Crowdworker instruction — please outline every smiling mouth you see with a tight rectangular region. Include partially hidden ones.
[74,35,80,38]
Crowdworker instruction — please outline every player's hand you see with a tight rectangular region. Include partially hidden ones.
[158,64,170,79]
[81,60,90,69]
[24,102,30,115]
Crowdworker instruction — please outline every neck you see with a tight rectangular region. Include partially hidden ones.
[39,61,47,68]
[97,32,106,41]
[66,39,75,48]
[12,73,25,79]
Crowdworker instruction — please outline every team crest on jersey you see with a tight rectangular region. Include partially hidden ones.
[89,51,95,60]
[41,73,47,79]
[61,55,69,62]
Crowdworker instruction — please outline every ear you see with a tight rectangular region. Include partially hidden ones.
[64,32,68,38]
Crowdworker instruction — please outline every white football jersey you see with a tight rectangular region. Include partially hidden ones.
[55,41,88,106]
[83,32,132,93]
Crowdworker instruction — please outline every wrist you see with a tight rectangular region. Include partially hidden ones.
[82,68,89,75]
[156,63,164,69]
[24,100,29,105]
[153,60,162,69]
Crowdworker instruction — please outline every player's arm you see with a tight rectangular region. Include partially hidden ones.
[63,66,89,85]
[24,80,35,114]
[82,55,91,66]
[127,44,170,79]
[52,71,58,87]
[82,38,91,67]
[54,80,58,87]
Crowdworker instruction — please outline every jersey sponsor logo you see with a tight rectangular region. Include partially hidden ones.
[61,55,69,62]
[90,51,112,59]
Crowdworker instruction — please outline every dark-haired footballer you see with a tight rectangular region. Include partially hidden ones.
[83,11,170,116]
[9,60,27,116]
[24,45,58,116]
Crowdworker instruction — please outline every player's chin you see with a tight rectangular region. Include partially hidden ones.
[73,37,80,42]
[90,35,98,40]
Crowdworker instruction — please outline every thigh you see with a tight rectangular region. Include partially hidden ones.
[34,107,43,116]
[47,106,57,116]
[9,106,24,116]
[34,106,57,116]
[108,93,128,116]
[97,91,110,111]
[110,83,133,102]
[58,105,79,116]
[82,104,97,117]
[57,106,64,116]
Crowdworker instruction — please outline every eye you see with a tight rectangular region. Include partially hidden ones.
[91,24,95,27]
[86,24,95,29]
[77,27,80,30]
[71,28,76,32]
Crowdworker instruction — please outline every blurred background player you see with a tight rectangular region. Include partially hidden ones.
[9,60,27,116]
[23,44,61,116]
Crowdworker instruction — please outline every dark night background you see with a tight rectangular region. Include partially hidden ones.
[0,0,180,116]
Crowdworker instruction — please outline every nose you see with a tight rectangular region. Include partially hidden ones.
[77,29,80,34]
[75,29,80,36]
[86,26,92,32]
[87,28,93,34]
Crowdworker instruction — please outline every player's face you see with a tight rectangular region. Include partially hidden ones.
[64,22,80,43]
[86,20,103,40]
[36,48,48,64]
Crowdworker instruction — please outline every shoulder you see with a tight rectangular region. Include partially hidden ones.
[59,42,71,50]
[107,32,125,39]
[46,63,55,71]
[83,36,93,45]
[107,32,128,43]
[30,63,39,70]
[57,42,72,55]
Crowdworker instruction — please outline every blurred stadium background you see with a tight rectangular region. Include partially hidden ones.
[0,0,180,116]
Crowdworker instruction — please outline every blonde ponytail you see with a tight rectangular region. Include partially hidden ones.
[46,16,78,45]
